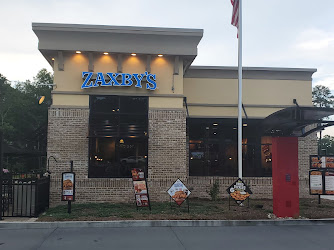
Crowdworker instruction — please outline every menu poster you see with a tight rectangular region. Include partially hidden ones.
[135,194,149,207]
[131,168,150,208]
[310,155,334,169]
[325,172,334,194]
[326,157,334,168]
[309,171,323,195]
[167,179,191,206]
[62,172,75,201]
[131,168,145,181]
[134,180,147,194]
[310,156,322,168]
[227,178,252,204]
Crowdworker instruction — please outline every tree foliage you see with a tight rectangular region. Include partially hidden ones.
[0,69,53,144]
[319,135,334,155]
[312,85,334,108]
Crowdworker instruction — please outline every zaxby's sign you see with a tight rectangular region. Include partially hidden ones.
[81,71,157,90]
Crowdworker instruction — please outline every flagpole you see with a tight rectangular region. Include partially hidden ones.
[237,0,243,179]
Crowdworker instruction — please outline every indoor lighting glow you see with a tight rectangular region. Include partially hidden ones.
[213,123,218,126]
[51,58,55,61]
[157,54,163,57]
[103,52,109,55]
[229,157,232,160]
[243,124,248,127]
[131,53,136,56]
[233,127,237,130]
[120,139,124,144]
[76,51,81,54]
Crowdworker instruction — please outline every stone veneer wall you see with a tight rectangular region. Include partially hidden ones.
[48,107,316,206]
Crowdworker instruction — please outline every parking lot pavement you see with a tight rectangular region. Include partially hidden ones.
[1,224,334,250]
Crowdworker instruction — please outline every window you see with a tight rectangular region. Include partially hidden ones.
[89,96,148,178]
[188,118,272,177]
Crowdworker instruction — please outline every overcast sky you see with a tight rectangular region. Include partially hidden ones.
[1,0,334,134]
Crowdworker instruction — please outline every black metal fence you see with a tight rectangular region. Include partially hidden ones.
[1,173,50,217]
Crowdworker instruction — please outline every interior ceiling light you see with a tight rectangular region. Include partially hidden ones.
[213,123,218,126]
[131,53,136,56]
[243,124,248,127]
[76,51,81,54]
[233,127,237,130]
[51,58,55,61]
[157,54,163,57]
[103,52,109,55]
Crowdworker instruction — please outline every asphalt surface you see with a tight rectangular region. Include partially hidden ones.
[0,224,333,250]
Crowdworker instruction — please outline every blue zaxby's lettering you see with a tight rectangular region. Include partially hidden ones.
[81,72,157,90]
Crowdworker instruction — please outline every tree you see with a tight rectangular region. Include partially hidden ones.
[0,69,53,171]
[319,135,334,155]
[312,85,334,108]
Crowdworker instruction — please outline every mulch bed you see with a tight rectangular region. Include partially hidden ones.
[37,198,334,222]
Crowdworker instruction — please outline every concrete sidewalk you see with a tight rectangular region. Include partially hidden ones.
[1,219,334,229]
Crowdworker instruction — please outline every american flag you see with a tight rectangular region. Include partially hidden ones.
[231,0,239,29]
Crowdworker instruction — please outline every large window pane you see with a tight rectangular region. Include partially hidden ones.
[89,96,148,178]
[188,118,272,177]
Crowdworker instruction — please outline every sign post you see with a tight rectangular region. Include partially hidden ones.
[62,161,75,214]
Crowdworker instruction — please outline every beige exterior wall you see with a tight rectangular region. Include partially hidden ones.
[52,94,89,107]
[53,54,183,95]
[184,77,312,118]
[149,97,183,109]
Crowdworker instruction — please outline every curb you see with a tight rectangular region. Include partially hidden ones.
[1,219,334,229]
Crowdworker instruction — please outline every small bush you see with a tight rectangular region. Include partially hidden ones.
[208,180,220,201]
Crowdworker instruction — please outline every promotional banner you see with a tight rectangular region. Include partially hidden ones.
[62,172,75,201]
[131,168,150,208]
[227,178,252,204]
[167,179,191,206]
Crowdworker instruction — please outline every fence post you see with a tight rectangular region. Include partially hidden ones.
[34,179,39,217]
[0,131,3,220]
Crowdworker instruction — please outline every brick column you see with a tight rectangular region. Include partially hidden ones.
[148,109,187,201]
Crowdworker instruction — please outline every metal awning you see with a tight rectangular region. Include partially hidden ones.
[261,106,334,137]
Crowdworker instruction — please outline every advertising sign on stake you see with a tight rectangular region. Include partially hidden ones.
[167,179,191,206]
[227,178,252,205]
[62,172,75,201]
[131,168,151,209]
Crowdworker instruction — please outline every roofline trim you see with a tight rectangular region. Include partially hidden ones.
[32,23,204,36]
[188,65,317,73]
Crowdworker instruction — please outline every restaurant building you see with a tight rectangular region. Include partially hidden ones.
[32,23,320,206]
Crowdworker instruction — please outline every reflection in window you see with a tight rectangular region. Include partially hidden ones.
[89,96,148,178]
[188,118,272,177]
